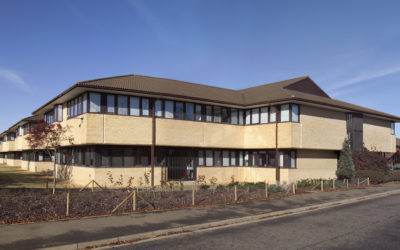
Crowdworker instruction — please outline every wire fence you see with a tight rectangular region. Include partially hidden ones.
[0,178,371,224]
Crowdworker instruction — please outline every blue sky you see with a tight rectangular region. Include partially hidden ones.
[1,0,400,133]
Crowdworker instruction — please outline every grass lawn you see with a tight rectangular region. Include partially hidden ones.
[0,164,74,189]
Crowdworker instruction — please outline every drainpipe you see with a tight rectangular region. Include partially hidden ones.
[275,106,280,184]
[151,100,156,188]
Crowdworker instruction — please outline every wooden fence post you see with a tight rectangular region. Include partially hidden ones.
[321,180,324,192]
[133,190,136,211]
[293,183,296,194]
[346,179,349,188]
[234,185,237,201]
[333,179,335,189]
[265,182,268,198]
[367,177,370,186]
[192,186,195,206]
[66,191,70,217]
[91,180,94,192]
[357,178,360,186]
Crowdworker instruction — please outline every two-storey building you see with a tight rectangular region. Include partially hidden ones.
[0,75,398,186]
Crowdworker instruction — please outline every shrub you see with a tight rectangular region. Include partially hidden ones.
[269,184,284,193]
[337,138,355,179]
[390,171,400,182]
[356,170,389,184]
[216,184,225,190]
[352,148,391,184]
[296,179,321,187]
[200,184,210,190]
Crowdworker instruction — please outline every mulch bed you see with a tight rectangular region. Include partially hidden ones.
[0,182,372,224]
[0,187,290,224]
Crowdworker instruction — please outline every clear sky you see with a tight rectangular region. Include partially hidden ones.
[1,0,400,134]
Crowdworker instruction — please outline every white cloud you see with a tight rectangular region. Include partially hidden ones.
[0,68,32,93]
[327,66,400,91]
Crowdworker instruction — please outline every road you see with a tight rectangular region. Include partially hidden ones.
[111,193,400,250]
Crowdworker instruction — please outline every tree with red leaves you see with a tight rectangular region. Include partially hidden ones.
[26,119,73,194]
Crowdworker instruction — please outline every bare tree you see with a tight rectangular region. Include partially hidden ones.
[26,119,73,194]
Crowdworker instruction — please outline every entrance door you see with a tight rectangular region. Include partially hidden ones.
[167,149,196,181]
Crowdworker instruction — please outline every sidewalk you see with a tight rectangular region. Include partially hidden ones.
[1,183,400,250]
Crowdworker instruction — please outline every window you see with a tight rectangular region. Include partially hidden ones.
[185,103,194,120]
[57,104,63,121]
[214,150,222,166]
[270,106,276,123]
[279,151,284,168]
[206,150,213,166]
[230,151,236,166]
[74,99,78,117]
[195,104,202,121]
[260,107,268,124]
[239,110,244,125]
[101,148,110,167]
[155,100,163,117]
[231,109,238,125]
[142,98,149,116]
[140,148,150,166]
[251,108,259,124]
[213,106,221,123]
[117,96,128,115]
[130,97,140,116]
[124,148,135,167]
[82,93,87,113]
[290,150,296,168]
[164,100,174,118]
[78,96,82,115]
[346,113,352,131]
[245,110,251,125]
[111,147,123,167]
[268,151,275,166]
[175,102,184,119]
[280,104,289,122]
[244,151,249,166]
[198,150,204,165]
[206,105,213,122]
[107,95,115,113]
[89,93,101,113]
[391,122,395,135]
[223,150,229,166]
[221,108,229,123]
[292,104,299,122]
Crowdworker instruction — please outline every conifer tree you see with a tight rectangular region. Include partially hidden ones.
[336,138,355,179]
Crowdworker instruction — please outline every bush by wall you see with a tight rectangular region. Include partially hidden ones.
[352,148,391,184]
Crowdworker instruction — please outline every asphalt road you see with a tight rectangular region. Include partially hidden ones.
[110,193,400,250]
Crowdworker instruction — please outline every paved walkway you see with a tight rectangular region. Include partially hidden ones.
[0,183,399,250]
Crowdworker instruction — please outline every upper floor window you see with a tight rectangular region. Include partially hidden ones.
[155,100,163,117]
[391,122,395,135]
[260,107,269,124]
[195,104,202,121]
[206,105,212,122]
[213,106,221,123]
[175,102,184,119]
[89,93,101,113]
[231,109,238,125]
[164,100,174,118]
[130,97,140,116]
[280,104,290,122]
[292,104,299,122]
[117,95,128,115]
[251,108,259,124]
[107,95,115,113]
[185,103,194,120]
[142,98,149,116]
[270,106,277,123]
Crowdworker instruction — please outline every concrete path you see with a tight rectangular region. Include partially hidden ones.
[0,183,399,250]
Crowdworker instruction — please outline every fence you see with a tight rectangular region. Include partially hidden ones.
[0,178,370,224]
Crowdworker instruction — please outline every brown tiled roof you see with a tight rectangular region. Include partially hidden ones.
[31,74,400,121]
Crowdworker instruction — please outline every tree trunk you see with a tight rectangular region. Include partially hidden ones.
[53,149,56,194]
